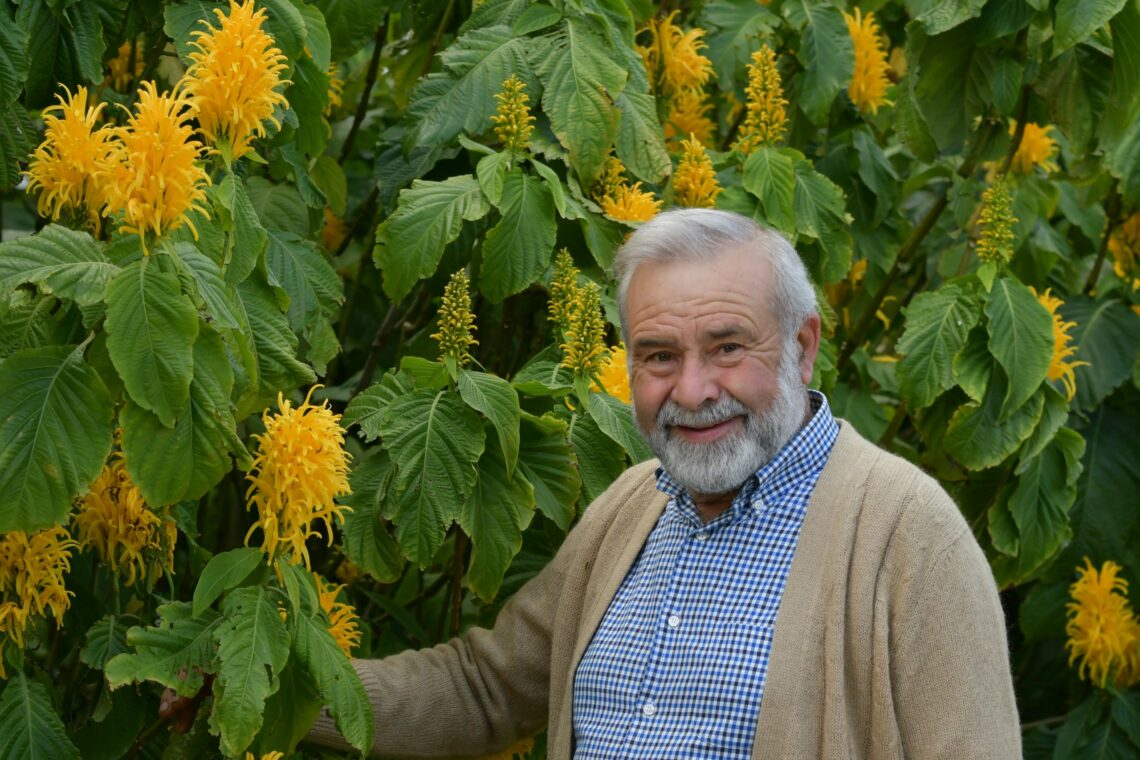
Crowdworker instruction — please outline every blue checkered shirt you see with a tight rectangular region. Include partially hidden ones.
[571,391,838,759]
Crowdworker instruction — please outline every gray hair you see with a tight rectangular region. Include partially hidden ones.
[613,208,818,343]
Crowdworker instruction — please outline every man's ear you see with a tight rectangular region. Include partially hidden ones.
[796,314,821,385]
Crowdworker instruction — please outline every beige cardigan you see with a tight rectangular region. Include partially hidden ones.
[309,422,1021,759]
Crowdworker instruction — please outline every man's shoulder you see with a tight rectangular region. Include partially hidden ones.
[576,458,663,528]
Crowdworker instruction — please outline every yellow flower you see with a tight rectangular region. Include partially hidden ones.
[1010,122,1059,175]
[315,573,362,656]
[733,46,788,155]
[245,387,352,569]
[591,155,627,205]
[25,86,118,230]
[637,11,713,96]
[602,183,662,223]
[322,207,348,252]
[1033,288,1089,401]
[334,557,365,584]
[976,178,1018,265]
[100,82,210,252]
[182,0,290,160]
[888,47,907,82]
[106,40,146,93]
[325,64,344,117]
[548,248,579,333]
[560,282,607,380]
[491,74,535,154]
[1066,558,1140,688]
[672,134,721,208]
[591,344,630,403]
[1108,212,1140,281]
[431,269,479,368]
[74,453,178,588]
[664,88,716,151]
[244,753,284,760]
[0,526,78,676]
[844,9,891,114]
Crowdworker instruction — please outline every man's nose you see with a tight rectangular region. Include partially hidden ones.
[670,358,720,410]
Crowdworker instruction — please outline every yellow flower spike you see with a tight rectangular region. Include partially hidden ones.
[25,86,118,231]
[431,269,479,369]
[548,248,580,333]
[844,9,891,115]
[182,0,290,161]
[560,282,608,381]
[1065,558,1140,688]
[591,155,627,205]
[244,753,285,760]
[733,45,788,155]
[0,526,78,674]
[1108,212,1140,281]
[1032,288,1089,401]
[638,11,714,97]
[591,344,631,404]
[314,573,363,656]
[491,74,535,154]
[245,387,352,569]
[325,64,344,117]
[664,88,716,151]
[1010,122,1059,175]
[74,453,178,588]
[106,40,146,93]
[976,177,1018,265]
[602,182,662,223]
[100,82,211,252]
[673,134,722,209]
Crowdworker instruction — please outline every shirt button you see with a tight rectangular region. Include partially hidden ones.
[667,615,681,628]
[641,701,657,717]
[695,531,710,542]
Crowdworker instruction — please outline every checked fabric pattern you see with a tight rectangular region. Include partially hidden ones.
[572,391,838,759]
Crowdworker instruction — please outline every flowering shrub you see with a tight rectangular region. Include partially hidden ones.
[0,0,1139,757]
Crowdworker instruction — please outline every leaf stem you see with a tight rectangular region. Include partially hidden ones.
[339,21,388,165]
[1084,182,1122,294]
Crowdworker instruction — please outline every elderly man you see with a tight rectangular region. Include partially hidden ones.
[310,208,1021,758]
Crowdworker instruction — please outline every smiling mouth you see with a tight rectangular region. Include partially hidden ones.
[670,416,742,442]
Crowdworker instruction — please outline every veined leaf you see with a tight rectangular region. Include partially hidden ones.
[1063,296,1140,415]
[0,674,79,760]
[614,87,671,185]
[264,229,343,332]
[172,242,242,330]
[105,603,222,697]
[286,55,330,156]
[1017,383,1070,472]
[587,392,653,463]
[342,371,416,442]
[792,161,853,284]
[245,177,309,237]
[480,169,557,302]
[789,0,852,125]
[0,102,32,188]
[313,0,386,60]
[0,225,118,306]
[0,8,28,108]
[0,345,113,532]
[906,0,987,34]
[944,370,1044,470]
[897,283,981,409]
[80,614,131,671]
[17,0,104,108]
[985,277,1053,419]
[235,273,316,403]
[379,389,486,567]
[213,174,268,286]
[375,175,491,302]
[340,449,402,583]
[459,368,521,475]
[1053,0,1128,57]
[192,547,265,619]
[254,660,324,756]
[569,410,627,504]
[952,325,992,402]
[742,147,796,234]
[1102,1,1140,150]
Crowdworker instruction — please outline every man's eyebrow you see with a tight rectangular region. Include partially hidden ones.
[633,336,678,351]
[705,324,751,340]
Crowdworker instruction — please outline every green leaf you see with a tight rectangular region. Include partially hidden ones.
[513,3,562,35]
[245,177,309,237]
[906,0,987,34]
[896,283,981,409]
[235,274,316,400]
[476,150,510,204]
[614,87,671,185]
[264,229,343,332]
[214,174,268,286]
[379,389,486,567]
[400,355,449,389]
[914,24,977,151]
[1107,116,1140,205]
[569,410,627,504]
[741,147,796,233]
[480,169,557,302]
[985,277,1053,419]
[458,369,521,475]
[703,0,779,98]
[17,0,104,108]
[292,608,374,755]
[516,414,579,530]
[790,0,853,124]
[121,330,238,505]
[309,155,347,216]
[163,1,220,63]
[1111,691,1140,749]
[977,54,1022,115]
[253,660,323,756]
[1017,383,1070,471]
[80,614,130,670]
[1053,0,1128,57]
[894,23,938,162]
[533,16,627,183]
[211,586,290,758]
[0,225,119,307]
[105,603,222,697]
[70,688,147,760]
[587,392,653,463]
[295,1,331,70]
[172,242,242,330]
[376,175,491,302]
[792,161,852,284]
[0,674,79,760]
[0,9,29,108]
[852,127,899,226]
[313,0,386,60]
[258,0,308,62]
[340,449,402,583]
[0,346,113,532]
[1102,1,1140,150]
[0,102,32,188]
[286,54,330,156]
[105,257,199,427]
[460,425,535,602]
[944,371,1044,470]
[192,547,265,618]
[342,371,415,442]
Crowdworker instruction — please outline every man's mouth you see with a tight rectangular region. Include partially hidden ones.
[669,416,742,443]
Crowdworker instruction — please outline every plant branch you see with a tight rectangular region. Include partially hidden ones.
[339,21,388,165]
[1084,182,1122,293]
[877,400,908,449]
[1020,715,1067,732]
[423,0,458,78]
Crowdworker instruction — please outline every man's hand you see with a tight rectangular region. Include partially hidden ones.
[158,675,213,733]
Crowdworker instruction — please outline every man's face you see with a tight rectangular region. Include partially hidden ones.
[625,246,818,498]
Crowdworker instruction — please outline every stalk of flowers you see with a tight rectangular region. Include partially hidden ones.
[1032,287,1089,401]
[591,155,661,224]
[636,11,713,97]
[733,45,788,155]
[1108,211,1140,283]
[325,64,344,118]
[664,88,716,151]
[1009,122,1059,175]
[975,177,1018,265]
[560,281,608,384]
[844,9,891,114]
[548,248,579,334]
[1065,558,1140,688]
[25,86,118,232]
[106,40,146,93]
[181,0,290,162]
[0,526,78,678]
[672,134,722,208]
[315,573,363,656]
[591,343,631,404]
[431,269,479,372]
[491,74,535,156]
[245,387,352,569]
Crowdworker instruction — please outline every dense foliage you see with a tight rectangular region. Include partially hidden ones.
[0,0,1139,757]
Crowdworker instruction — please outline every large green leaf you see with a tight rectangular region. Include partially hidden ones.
[742,147,796,233]
[906,0,987,34]
[286,55,330,156]
[313,0,386,60]
[0,7,28,108]
[944,371,1044,470]
[0,346,113,532]
[17,0,104,108]
[517,413,579,529]
[460,426,535,602]
[1053,0,1128,57]
[105,257,199,427]
[379,389,486,566]
[0,102,32,188]
[0,674,79,760]
[235,273,316,402]
[914,24,977,151]
[80,614,130,670]
[459,368,521,475]
[792,161,853,284]
[702,0,779,97]
[1107,115,1140,204]
[213,174,268,286]
[894,23,938,162]
[789,0,853,125]
[342,371,416,442]
[897,283,981,409]
[1062,297,1140,414]
[985,277,1053,419]
[191,547,264,619]
[587,392,653,463]
[105,603,222,697]
[375,175,491,302]
[211,586,290,758]
[121,330,237,505]
[253,660,323,757]
[614,87,671,185]
[172,242,242,330]
[480,169,557,302]
[264,229,343,331]
[340,449,403,583]
[245,177,309,237]
[533,16,627,183]
[1102,1,1140,150]
[0,225,119,307]
[569,410,627,504]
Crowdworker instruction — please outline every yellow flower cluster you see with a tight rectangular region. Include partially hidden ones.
[74,452,178,588]
[106,40,146,93]
[1010,122,1059,175]
[431,269,479,368]
[245,387,352,569]
[315,573,362,656]
[1066,558,1140,688]
[976,178,1018,265]
[560,281,608,381]
[672,134,721,208]
[592,156,661,223]
[491,74,535,154]
[182,0,289,161]
[0,526,78,678]
[1108,212,1140,282]
[591,343,631,404]
[733,46,788,155]
[326,64,344,117]
[1033,288,1088,401]
[548,248,579,333]
[664,89,716,150]
[637,11,716,150]
[844,9,891,114]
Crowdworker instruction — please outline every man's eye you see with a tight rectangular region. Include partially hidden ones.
[650,351,673,363]
[719,343,740,354]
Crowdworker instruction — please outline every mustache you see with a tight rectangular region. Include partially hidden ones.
[656,395,751,428]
